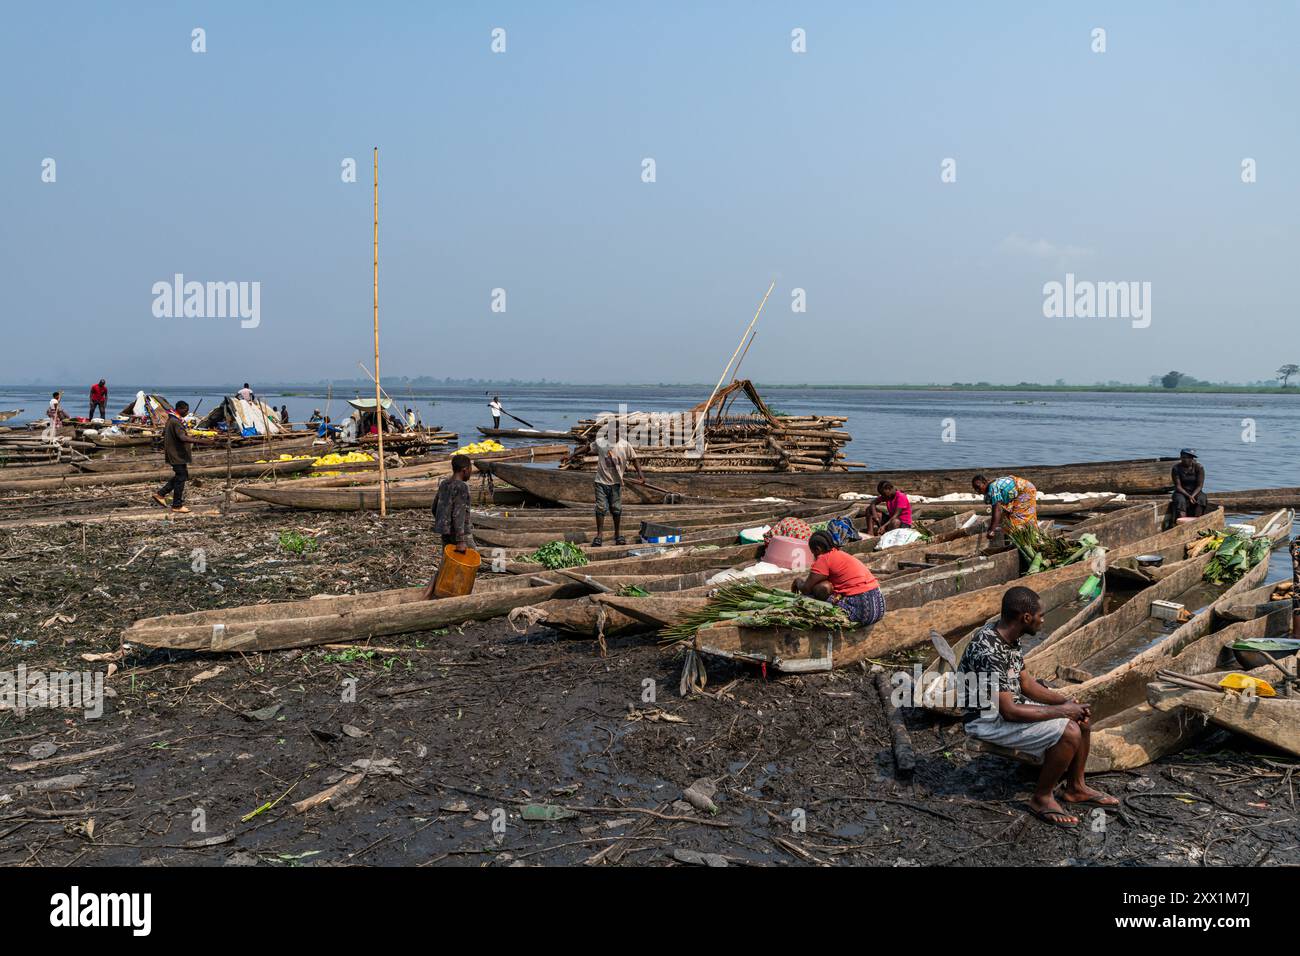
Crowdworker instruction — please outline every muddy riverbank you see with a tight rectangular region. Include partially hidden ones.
[1,504,1296,867]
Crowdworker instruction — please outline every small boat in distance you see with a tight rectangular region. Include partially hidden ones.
[477,426,573,440]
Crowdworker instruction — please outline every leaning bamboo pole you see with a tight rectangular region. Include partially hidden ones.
[691,280,775,450]
[372,147,387,516]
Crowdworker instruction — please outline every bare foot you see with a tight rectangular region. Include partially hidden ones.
[1028,793,1078,827]
[1060,783,1118,807]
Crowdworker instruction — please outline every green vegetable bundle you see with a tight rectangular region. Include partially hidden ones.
[1203,532,1270,585]
[661,581,852,644]
[1007,526,1100,574]
[524,540,589,570]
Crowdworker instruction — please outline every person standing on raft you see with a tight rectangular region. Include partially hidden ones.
[973,474,1037,539]
[793,530,886,625]
[488,395,503,430]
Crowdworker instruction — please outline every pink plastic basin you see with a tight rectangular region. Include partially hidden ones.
[764,535,814,571]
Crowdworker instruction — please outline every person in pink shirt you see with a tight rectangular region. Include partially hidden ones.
[866,480,912,535]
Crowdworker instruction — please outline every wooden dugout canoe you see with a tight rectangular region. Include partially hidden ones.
[0,456,315,492]
[501,509,987,576]
[1060,509,1293,717]
[471,501,856,549]
[1146,662,1300,759]
[477,427,573,440]
[480,457,1180,503]
[1083,609,1294,772]
[493,505,865,561]
[686,505,1166,673]
[124,579,579,652]
[593,549,1022,633]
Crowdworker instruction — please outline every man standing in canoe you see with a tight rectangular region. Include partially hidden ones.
[957,586,1117,827]
[793,530,886,625]
[423,454,476,599]
[89,379,108,420]
[488,394,503,430]
[973,474,1037,539]
[865,480,913,535]
[1170,448,1207,520]
[151,400,208,513]
[592,431,645,547]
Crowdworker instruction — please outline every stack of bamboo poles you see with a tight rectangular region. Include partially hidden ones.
[560,380,860,474]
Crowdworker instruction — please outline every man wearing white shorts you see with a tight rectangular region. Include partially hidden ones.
[957,586,1118,827]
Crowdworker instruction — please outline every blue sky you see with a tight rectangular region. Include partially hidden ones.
[3,1,1296,386]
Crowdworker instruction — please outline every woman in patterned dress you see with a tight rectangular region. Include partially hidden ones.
[972,474,1038,539]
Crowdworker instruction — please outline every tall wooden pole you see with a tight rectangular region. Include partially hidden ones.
[373,147,387,516]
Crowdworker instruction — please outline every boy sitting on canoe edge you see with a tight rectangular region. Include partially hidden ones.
[957,585,1118,827]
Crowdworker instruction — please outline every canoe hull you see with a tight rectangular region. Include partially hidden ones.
[482,458,1180,503]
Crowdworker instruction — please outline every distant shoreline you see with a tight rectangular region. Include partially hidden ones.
[3,382,1297,396]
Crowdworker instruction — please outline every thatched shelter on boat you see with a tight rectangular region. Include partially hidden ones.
[561,379,860,473]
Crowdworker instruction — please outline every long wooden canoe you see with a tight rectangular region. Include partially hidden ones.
[594,549,1022,633]
[477,427,573,440]
[494,504,865,561]
[480,457,1181,503]
[1083,609,1293,771]
[124,578,581,652]
[687,504,1167,673]
[1146,669,1300,758]
[472,501,855,549]
[0,456,315,492]
[1061,509,1293,717]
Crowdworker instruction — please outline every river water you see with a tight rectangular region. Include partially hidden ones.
[3,382,1296,582]
[6,384,1294,489]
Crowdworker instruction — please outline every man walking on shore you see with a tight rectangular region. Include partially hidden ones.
[151,400,207,513]
[89,379,108,420]
[592,431,645,547]
[423,454,476,599]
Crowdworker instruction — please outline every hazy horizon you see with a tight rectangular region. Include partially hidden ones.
[5,3,1296,385]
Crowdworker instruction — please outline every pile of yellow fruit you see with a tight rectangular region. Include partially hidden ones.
[311,451,375,467]
[256,454,314,463]
[454,439,506,455]
[188,428,218,437]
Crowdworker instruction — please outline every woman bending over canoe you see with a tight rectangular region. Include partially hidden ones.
[973,474,1037,539]
[792,530,886,625]
[865,480,912,535]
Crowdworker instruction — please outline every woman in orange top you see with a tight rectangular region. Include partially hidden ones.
[793,531,886,625]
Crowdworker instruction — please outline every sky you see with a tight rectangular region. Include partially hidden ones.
[2,1,1296,387]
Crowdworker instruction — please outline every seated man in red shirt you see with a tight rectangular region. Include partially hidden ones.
[793,530,886,625]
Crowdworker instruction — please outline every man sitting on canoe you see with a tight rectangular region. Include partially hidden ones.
[592,432,645,547]
[957,585,1117,827]
[973,474,1037,539]
[865,480,912,535]
[423,454,476,600]
[1171,448,1207,520]
[792,530,886,625]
